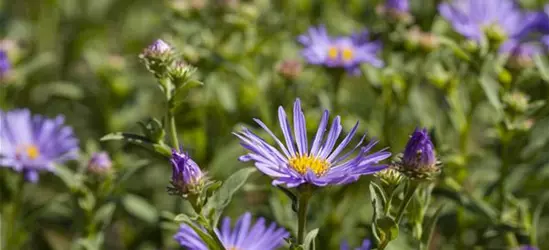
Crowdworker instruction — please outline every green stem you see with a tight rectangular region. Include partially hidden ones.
[161,78,180,150]
[504,232,518,248]
[395,181,419,224]
[297,191,312,245]
[6,177,25,249]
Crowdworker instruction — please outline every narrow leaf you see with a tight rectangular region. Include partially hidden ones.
[303,228,319,250]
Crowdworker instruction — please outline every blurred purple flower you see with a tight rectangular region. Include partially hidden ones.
[518,246,539,250]
[298,25,383,75]
[169,149,204,195]
[235,98,390,188]
[385,0,409,13]
[341,239,371,250]
[174,212,288,250]
[0,109,79,183]
[438,0,538,42]
[88,152,112,173]
[0,49,11,79]
[500,40,542,67]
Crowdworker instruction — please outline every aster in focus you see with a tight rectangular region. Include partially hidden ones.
[174,212,288,250]
[168,149,205,196]
[298,25,383,75]
[235,98,390,188]
[0,49,11,79]
[438,0,538,43]
[340,239,371,250]
[0,109,79,182]
[394,128,440,181]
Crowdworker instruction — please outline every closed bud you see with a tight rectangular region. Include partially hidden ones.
[375,168,403,189]
[168,149,206,196]
[503,91,529,114]
[395,128,441,181]
[139,39,174,77]
[484,25,507,46]
[377,0,412,23]
[169,60,196,87]
[277,60,302,79]
[88,152,113,174]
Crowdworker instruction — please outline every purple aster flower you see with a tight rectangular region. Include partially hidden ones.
[235,98,390,188]
[340,239,371,250]
[0,109,79,183]
[396,128,440,180]
[174,212,289,250]
[0,49,11,79]
[298,25,383,75]
[143,39,171,56]
[168,149,205,195]
[438,0,538,42]
[88,152,112,174]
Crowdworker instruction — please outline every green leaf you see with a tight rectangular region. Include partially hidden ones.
[373,217,399,245]
[370,182,387,220]
[438,36,471,62]
[31,82,84,103]
[202,168,256,226]
[121,194,158,224]
[303,228,319,250]
[93,203,116,226]
[479,74,502,113]
[534,54,549,81]
[137,118,165,143]
[421,205,445,248]
[100,132,171,157]
[170,79,204,113]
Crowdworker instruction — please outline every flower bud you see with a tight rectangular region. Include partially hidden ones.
[484,25,507,46]
[169,60,196,87]
[88,152,113,174]
[375,168,403,189]
[503,91,529,114]
[168,149,205,196]
[276,60,302,80]
[139,39,174,77]
[377,0,412,23]
[395,128,440,181]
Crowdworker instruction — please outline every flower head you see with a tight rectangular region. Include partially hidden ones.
[0,109,79,182]
[438,0,538,43]
[277,59,303,79]
[169,149,205,195]
[298,26,383,75]
[395,128,440,180]
[235,98,390,188]
[174,212,288,250]
[0,49,11,79]
[340,239,371,250]
[88,152,112,174]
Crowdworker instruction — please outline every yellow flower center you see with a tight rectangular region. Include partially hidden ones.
[328,46,338,60]
[17,144,40,160]
[342,47,354,61]
[228,247,239,250]
[289,155,330,176]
